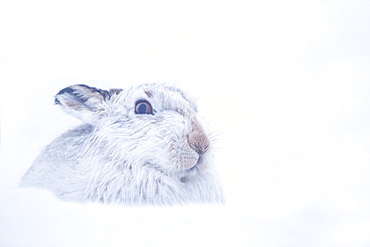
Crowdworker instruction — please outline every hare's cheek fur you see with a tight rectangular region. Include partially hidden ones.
[95,112,204,175]
[169,141,199,171]
[142,112,203,173]
[167,127,200,172]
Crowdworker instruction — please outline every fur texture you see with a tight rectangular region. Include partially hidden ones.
[22,83,224,205]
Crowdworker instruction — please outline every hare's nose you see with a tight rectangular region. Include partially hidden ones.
[187,120,210,155]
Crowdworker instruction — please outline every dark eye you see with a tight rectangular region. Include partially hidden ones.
[135,100,153,114]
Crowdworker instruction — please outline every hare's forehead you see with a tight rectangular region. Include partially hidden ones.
[123,85,197,112]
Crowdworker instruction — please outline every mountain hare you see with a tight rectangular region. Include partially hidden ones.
[22,83,224,205]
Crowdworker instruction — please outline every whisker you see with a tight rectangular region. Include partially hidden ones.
[208,129,230,152]
[209,129,228,142]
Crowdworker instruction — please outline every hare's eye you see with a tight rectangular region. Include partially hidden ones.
[135,100,153,114]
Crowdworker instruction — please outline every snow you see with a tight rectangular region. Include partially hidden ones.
[1,0,370,246]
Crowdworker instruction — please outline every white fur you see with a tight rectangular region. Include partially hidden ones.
[22,83,224,205]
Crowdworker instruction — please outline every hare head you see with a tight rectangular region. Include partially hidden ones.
[22,83,224,205]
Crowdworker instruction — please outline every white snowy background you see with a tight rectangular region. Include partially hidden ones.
[1,0,370,246]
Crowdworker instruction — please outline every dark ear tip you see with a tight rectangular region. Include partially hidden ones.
[55,86,76,105]
[54,98,61,105]
[56,86,76,97]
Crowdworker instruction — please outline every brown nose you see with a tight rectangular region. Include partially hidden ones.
[187,120,210,155]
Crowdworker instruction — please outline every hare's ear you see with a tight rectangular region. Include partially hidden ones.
[55,84,112,124]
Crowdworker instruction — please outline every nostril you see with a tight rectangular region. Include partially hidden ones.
[189,142,209,155]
